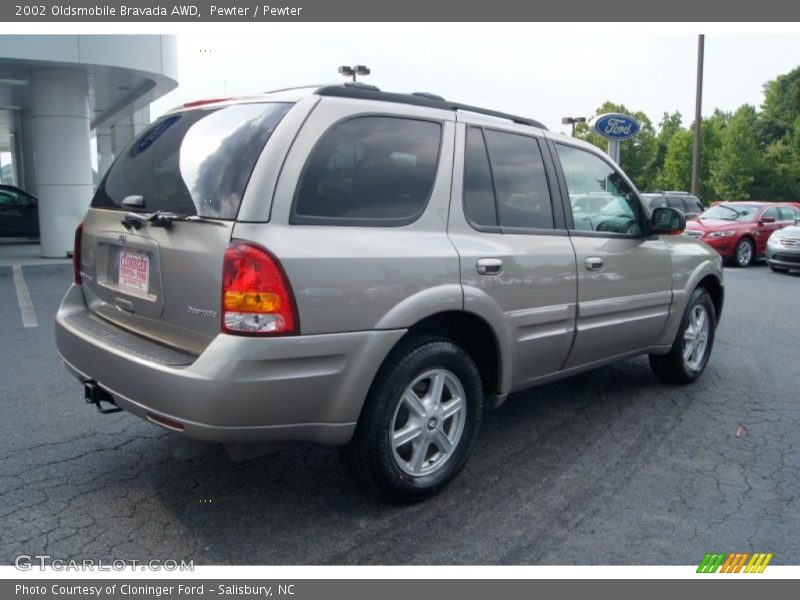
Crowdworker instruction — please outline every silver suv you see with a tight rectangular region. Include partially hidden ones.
[56,84,724,502]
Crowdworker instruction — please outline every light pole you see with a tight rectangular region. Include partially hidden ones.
[561,116,586,137]
[691,35,705,197]
[338,65,371,82]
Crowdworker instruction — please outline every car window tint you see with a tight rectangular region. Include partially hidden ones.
[762,207,779,220]
[555,143,644,236]
[483,130,554,230]
[667,196,686,211]
[778,206,796,221]
[94,103,292,219]
[294,116,441,225]
[463,127,498,228]
[646,196,668,209]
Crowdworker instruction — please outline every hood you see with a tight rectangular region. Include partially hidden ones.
[685,218,751,232]
[775,224,800,236]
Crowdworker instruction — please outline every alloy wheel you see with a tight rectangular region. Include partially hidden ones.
[683,304,710,371]
[390,368,466,477]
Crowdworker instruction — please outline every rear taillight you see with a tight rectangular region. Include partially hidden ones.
[73,222,84,285]
[221,240,298,336]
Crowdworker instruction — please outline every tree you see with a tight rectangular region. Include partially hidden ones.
[657,129,693,192]
[711,105,764,200]
[652,110,725,202]
[760,66,800,145]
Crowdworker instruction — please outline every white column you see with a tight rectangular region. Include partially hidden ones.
[95,126,114,178]
[21,111,37,194]
[112,115,135,155]
[133,105,150,135]
[31,68,93,258]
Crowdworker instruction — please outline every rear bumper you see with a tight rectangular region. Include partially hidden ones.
[55,284,405,444]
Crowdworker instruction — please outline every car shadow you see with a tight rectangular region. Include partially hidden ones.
[137,355,701,564]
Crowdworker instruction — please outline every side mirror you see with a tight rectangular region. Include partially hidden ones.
[760,216,776,224]
[651,207,686,235]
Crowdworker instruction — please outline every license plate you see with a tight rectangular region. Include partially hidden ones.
[118,250,150,294]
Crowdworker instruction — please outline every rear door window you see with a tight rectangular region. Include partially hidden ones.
[92,102,292,219]
[483,130,554,230]
[293,116,442,225]
[463,127,498,228]
[667,196,686,211]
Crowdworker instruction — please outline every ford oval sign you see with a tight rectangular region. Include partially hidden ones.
[591,113,640,141]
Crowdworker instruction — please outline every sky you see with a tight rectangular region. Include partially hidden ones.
[149,29,800,135]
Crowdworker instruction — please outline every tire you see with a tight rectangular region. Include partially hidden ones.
[770,265,789,273]
[649,287,716,384]
[339,336,484,503]
[733,237,754,267]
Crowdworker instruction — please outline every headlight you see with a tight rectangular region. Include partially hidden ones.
[768,232,783,244]
[705,230,736,239]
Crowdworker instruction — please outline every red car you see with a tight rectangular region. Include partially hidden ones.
[684,201,799,267]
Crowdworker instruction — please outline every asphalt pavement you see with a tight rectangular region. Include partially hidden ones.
[0,262,798,565]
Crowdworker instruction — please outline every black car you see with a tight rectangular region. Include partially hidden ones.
[0,184,38,239]
[641,191,704,220]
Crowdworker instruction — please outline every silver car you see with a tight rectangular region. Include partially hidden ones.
[55,84,724,501]
[766,216,800,272]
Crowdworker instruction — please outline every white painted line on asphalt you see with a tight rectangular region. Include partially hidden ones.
[12,264,38,328]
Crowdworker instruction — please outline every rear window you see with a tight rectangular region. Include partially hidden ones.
[292,116,442,226]
[642,195,667,208]
[92,102,292,219]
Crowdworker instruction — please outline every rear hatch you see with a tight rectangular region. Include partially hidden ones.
[78,101,293,354]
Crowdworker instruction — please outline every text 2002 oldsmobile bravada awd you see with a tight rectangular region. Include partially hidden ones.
[56,84,724,502]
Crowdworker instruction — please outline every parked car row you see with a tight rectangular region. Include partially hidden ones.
[683,201,799,267]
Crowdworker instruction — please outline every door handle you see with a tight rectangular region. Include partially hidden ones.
[585,256,604,271]
[476,258,503,276]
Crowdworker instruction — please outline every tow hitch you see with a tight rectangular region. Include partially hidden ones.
[84,381,122,414]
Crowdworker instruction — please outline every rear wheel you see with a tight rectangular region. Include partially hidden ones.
[733,237,754,267]
[340,337,483,503]
[649,287,716,384]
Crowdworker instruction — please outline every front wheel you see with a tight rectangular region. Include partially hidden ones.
[649,288,716,384]
[339,337,483,503]
[733,237,754,267]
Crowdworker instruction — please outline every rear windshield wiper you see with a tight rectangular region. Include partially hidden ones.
[147,211,225,228]
[121,210,224,230]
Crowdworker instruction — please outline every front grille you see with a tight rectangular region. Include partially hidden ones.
[65,312,197,367]
[684,230,703,239]
[780,237,800,248]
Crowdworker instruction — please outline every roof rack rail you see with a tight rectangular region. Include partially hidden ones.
[412,91,446,101]
[263,84,330,94]
[342,81,381,91]
[315,85,547,130]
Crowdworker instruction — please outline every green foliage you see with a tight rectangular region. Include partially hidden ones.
[710,105,764,200]
[573,64,800,203]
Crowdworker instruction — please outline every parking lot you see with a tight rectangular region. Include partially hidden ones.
[0,261,798,565]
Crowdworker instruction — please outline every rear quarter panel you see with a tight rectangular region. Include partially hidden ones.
[233,97,462,335]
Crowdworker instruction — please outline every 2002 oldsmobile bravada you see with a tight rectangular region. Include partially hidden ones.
[56,84,724,502]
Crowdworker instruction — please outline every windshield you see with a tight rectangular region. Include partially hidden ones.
[92,102,292,219]
[700,204,760,222]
